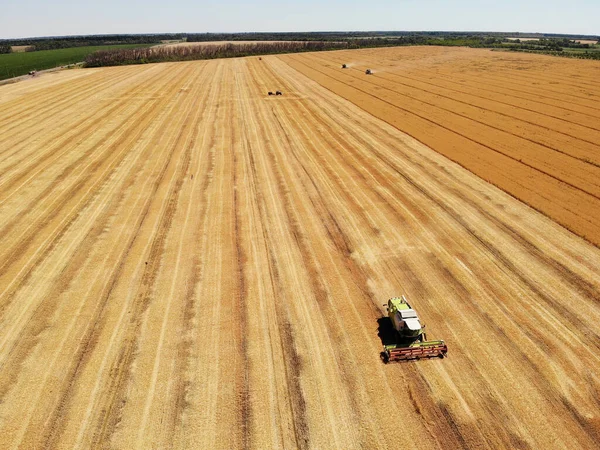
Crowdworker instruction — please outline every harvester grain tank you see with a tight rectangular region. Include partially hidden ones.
[382,296,447,362]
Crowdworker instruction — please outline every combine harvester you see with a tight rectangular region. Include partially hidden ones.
[382,296,448,363]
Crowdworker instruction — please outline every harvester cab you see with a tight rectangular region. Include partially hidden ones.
[382,296,447,363]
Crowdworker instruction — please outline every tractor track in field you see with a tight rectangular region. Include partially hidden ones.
[0,69,160,172]
[163,64,223,448]
[0,66,149,144]
[0,65,177,193]
[1,48,600,448]
[0,66,190,319]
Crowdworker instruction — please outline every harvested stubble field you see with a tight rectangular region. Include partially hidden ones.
[0,48,599,449]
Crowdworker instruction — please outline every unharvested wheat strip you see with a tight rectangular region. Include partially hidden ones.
[430,68,600,119]
[435,67,600,115]
[375,68,600,136]
[281,53,600,245]
[304,47,600,118]
[464,64,600,99]
[361,46,600,92]
[317,57,600,161]
[299,53,600,196]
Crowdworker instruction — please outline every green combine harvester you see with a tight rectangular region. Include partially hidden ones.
[382,296,448,363]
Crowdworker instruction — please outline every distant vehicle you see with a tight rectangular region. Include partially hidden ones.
[342,64,347,68]
[365,69,372,75]
[275,90,282,96]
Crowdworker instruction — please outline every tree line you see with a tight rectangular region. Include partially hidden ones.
[0,34,185,52]
[84,41,348,67]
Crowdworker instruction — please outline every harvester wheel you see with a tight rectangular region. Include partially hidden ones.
[380,351,389,364]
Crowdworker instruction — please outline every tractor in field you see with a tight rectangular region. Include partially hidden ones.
[275,90,282,96]
[381,296,447,362]
[342,64,347,68]
[365,69,372,75]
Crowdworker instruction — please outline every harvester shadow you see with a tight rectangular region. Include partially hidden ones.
[377,317,398,363]
[377,317,397,346]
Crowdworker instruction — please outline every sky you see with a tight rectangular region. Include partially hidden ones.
[1,0,599,39]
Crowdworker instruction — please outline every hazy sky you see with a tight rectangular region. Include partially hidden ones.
[1,0,598,39]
